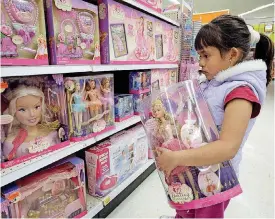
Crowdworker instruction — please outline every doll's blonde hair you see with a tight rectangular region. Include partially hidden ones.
[4,85,59,133]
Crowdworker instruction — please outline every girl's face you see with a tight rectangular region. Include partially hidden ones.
[153,105,164,119]
[15,95,42,127]
[197,46,231,80]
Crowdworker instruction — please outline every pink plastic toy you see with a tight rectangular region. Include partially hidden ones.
[45,0,100,65]
[1,0,48,65]
[2,157,87,218]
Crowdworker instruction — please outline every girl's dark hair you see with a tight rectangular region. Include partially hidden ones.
[255,33,274,86]
[195,14,274,86]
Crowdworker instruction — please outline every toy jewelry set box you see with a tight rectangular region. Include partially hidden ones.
[85,127,148,197]
[98,0,178,64]
[64,74,114,142]
[1,75,69,169]
[1,0,49,65]
[140,80,242,210]
[114,94,134,122]
[135,0,162,13]
[45,0,100,65]
[129,71,151,94]
[2,156,87,218]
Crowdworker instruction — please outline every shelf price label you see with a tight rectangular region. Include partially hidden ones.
[103,196,111,206]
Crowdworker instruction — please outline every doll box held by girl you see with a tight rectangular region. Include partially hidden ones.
[2,156,87,218]
[1,75,69,169]
[45,0,100,65]
[140,80,242,210]
[64,74,115,142]
[1,0,48,66]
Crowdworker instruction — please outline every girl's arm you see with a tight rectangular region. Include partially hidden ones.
[156,99,253,173]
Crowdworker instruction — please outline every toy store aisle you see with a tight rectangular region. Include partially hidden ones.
[107,82,274,219]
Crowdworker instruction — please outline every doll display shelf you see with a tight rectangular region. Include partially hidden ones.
[1,64,178,77]
[1,116,141,187]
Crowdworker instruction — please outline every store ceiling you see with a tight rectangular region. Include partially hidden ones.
[193,0,274,18]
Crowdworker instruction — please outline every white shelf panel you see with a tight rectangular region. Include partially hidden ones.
[1,65,93,77]
[121,0,180,26]
[1,116,141,187]
[85,195,104,218]
[99,159,155,206]
[1,64,178,77]
[92,64,178,72]
[95,116,141,142]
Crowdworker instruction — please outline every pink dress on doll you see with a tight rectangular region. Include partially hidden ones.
[159,123,188,177]
[3,130,60,160]
[136,22,146,51]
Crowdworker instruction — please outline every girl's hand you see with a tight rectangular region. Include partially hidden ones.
[156,147,178,176]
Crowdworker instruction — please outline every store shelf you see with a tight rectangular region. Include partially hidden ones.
[85,195,104,218]
[120,0,180,27]
[1,64,178,77]
[92,64,178,72]
[99,159,155,206]
[95,116,141,142]
[83,159,155,218]
[182,0,192,11]
[1,116,141,187]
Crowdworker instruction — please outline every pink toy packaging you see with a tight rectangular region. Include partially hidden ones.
[136,0,162,13]
[1,0,48,65]
[2,156,87,218]
[85,127,148,197]
[151,68,178,92]
[64,74,114,142]
[140,80,242,210]
[133,91,151,115]
[114,94,134,122]
[129,71,151,94]
[1,197,11,218]
[1,75,69,169]
[85,138,136,197]
[45,0,100,65]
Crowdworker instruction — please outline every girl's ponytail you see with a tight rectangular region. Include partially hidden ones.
[254,33,274,86]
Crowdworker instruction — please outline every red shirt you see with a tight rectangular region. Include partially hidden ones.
[224,86,261,118]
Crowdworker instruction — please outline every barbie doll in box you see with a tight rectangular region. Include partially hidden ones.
[151,99,199,200]
[3,86,60,160]
[100,78,113,122]
[166,28,176,61]
[69,80,87,136]
[85,79,102,118]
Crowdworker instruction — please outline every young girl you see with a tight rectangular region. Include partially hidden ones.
[156,15,274,218]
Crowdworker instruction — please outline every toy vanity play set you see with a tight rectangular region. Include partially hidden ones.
[64,74,114,141]
[2,157,87,218]
[45,0,100,65]
[141,80,242,210]
[85,126,148,197]
[114,94,134,122]
[1,0,48,65]
[1,75,69,169]
[98,0,179,64]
